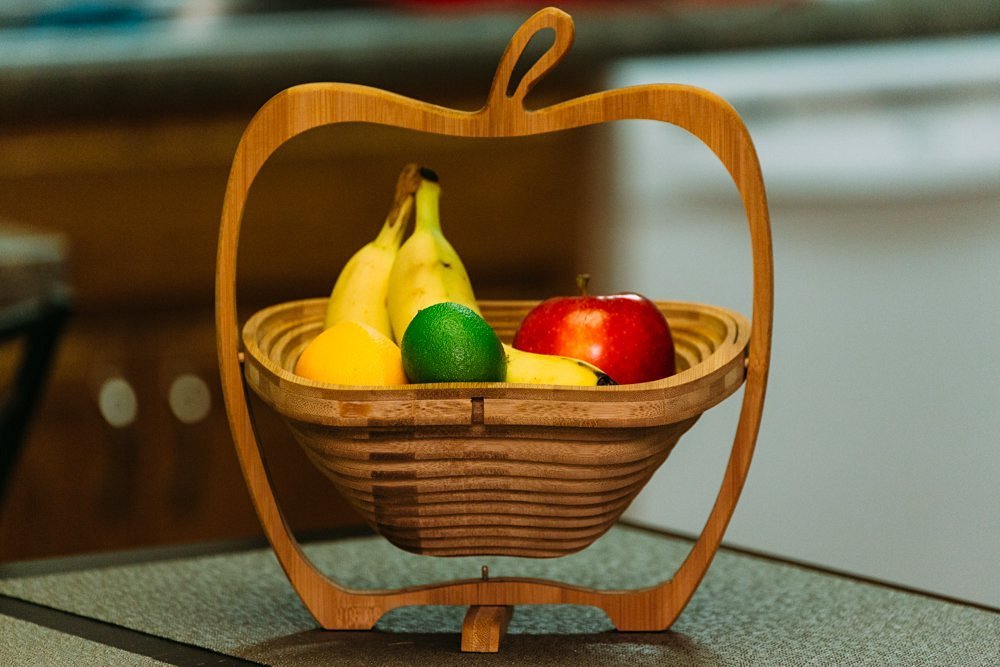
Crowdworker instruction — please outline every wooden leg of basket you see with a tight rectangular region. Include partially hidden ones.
[461,606,514,653]
[219,362,387,630]
[605,356,768,632]
[606,129,773,631]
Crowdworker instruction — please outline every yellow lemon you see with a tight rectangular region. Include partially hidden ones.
[294,320,408,386]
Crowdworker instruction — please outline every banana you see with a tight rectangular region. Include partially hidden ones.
[323,164,422,338]
[503,344,615,386]
[387,168,480,342]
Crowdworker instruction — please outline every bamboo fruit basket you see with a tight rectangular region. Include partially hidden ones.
[216,6,772,651]
[243,298,748,559]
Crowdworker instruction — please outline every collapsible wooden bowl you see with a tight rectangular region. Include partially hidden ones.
[216,6,772,646]
[242,298,749,558]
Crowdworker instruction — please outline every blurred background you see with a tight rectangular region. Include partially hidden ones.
[1,0,997,609]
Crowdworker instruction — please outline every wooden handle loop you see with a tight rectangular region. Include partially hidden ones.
[486,7,575,109]
[215,7,771,634]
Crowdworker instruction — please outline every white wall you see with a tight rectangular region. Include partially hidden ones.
[599,36,1000,608]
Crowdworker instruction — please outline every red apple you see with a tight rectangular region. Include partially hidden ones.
[513,275,676,385]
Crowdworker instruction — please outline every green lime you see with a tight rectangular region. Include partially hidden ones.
[401,302,507,383]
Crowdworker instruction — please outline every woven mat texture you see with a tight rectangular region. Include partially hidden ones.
[2,525,997,666]
[0,614,169,667]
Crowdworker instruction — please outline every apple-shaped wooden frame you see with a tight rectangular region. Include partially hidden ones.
[216,6,772,645]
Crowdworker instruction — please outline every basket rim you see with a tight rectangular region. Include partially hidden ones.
[243,297,747,392]
[238,298,749,428]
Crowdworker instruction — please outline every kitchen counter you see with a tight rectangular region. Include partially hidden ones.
[3,0,1000,122]
[1,523,997,665]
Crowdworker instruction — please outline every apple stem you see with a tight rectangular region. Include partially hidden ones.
[576,273,590,296]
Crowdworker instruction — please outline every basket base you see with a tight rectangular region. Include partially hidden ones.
[286,418,697,557]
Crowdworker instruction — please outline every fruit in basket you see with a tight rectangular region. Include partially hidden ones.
[504,344,615,386]
[294,321,408,386]
[513,274,676,385]
[400,302,506,383]
[387,168,480,342]
[323,164,422,338]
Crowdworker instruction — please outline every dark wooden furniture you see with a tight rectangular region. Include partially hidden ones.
[0,225,70,508]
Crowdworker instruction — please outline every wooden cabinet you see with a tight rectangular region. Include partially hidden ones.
[0,108,607,560]
[1,309,358,560]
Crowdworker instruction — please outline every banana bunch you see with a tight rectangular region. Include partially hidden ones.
[325,166,612,387]
[323,164,422,339]
[386,167,480,340]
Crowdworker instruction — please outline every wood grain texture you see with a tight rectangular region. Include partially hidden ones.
[461,605,514,653]
[216,6,772,633]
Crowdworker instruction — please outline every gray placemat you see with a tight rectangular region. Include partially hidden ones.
[0,615,169,667]
[2,525,997,666]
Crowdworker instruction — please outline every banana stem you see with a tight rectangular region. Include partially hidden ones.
[373,164,422,249]
[374,196,414,248]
